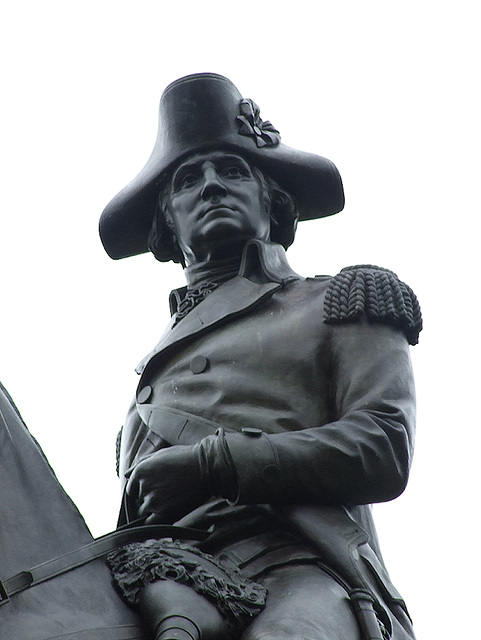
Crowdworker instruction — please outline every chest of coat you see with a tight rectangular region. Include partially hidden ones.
[137,280,333,433]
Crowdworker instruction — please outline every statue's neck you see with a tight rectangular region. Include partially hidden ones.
[184,255,242,289]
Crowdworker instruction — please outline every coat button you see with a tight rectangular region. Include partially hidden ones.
[137,385,152,403]
[190,355,209,374]
[262,464,281,484]
[241,427,263,437]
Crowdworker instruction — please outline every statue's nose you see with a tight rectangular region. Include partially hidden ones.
[201,169,227,200]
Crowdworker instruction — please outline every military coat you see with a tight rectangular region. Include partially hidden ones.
[117,240,421,639]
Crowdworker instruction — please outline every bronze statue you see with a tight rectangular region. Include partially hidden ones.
[100,73,422,640]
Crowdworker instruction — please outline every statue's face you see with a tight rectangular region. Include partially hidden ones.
[164,151,270,264]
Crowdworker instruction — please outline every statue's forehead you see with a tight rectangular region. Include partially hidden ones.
[173,150,252,174]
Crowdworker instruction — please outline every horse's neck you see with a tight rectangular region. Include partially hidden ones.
[0,384,92,575]
[0,383,147,639]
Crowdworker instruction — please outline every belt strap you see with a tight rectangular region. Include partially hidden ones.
[0,523,209,606]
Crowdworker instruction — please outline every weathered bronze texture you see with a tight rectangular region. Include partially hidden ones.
[101,73,421,640]
[0,382,150,639]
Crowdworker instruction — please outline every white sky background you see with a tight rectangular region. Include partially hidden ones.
[0,2,479,637]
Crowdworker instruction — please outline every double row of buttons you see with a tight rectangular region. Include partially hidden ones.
[138,355,210,403]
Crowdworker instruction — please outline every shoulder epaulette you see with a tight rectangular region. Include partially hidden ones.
[323,265,422,345]
[115,426,123,477]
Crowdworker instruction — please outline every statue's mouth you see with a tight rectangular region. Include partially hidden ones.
[201,205,236,218]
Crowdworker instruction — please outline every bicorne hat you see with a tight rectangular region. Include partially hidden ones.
[99,73,344,259]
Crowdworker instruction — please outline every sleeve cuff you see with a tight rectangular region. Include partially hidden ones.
[223,428,282,504]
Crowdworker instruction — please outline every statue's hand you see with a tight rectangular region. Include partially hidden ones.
[125,444,212,524]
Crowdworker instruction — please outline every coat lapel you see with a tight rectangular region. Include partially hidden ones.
[136,275,281,374]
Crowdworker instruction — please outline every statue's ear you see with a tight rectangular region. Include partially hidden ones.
[269,186,299,250]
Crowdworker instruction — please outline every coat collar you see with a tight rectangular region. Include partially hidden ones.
[136,241,300,375]
[169,240,300,315]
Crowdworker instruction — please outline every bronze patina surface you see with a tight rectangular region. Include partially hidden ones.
[101,73,421,640]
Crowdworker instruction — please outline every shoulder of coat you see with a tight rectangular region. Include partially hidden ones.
[323,264,423,345]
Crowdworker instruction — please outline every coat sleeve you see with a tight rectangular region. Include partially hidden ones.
[220,318,416,506]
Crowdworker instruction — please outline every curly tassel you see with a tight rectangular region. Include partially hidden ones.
[324,265,422,345]
[115,426,123,477]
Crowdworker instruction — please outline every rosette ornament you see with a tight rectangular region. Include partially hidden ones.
[236,99,281,148]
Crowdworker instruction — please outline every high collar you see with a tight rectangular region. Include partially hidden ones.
[169,240,301,315]
[184,255,242,289]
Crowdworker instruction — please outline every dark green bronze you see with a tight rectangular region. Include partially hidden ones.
[101,74,421,640]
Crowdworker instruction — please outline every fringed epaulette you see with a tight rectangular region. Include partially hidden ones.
[323,265,422,345]
[115,426,122,477]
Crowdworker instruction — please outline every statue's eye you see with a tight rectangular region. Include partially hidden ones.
[222,166,243,179]
[179,173,199,189]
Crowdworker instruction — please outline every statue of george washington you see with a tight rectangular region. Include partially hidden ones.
[100,73,421,640]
